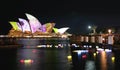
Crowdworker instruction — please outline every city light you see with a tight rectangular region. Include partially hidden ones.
[88,25,91,29]
[87,25,97,35]
[108,29,112,34]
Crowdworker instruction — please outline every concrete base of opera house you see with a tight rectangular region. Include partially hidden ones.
[0,36,70,48]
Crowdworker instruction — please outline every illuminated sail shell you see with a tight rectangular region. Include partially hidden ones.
[18,18,31,32]
[40,24,46,32]
[58,27,69,34]
[25,13,42,33]
[53,27,69,34]
[9,21,21,30]
[53,28,58,33]
[17,22,22,30]
[45,23,55,33]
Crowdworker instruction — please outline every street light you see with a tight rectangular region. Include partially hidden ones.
[88,25,91,29]
[88,25,92,35]
[108,29,112,34]
[88,25,97,35]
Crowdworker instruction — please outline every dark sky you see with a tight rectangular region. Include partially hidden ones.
[1,0,120,34]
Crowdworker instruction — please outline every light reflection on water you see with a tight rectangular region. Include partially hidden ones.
[71,48,116,70]
[85,60,95,70]
[1,45,120,70]
[16,47,71,70]
[100,51,107,70]
[97,49,115,70]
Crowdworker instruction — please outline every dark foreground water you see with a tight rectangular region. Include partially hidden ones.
[0,46,120,70]
[0,47,71,70]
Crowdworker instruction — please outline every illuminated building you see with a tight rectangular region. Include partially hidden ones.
[53,27,69,34]
[8,13,71,38]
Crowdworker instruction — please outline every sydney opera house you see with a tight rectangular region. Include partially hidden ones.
[0,13,72,46]
[8,13,71,38]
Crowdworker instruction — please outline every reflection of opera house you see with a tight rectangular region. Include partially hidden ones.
[8,13,71,38]
[2,13,72,46]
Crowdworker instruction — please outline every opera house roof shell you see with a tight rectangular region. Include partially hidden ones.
[8,13,71,37]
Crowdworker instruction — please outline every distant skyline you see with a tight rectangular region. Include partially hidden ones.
[1,0,120,34]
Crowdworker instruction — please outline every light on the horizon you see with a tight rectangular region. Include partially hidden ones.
[88,25,91,29]
[108,29,112,34]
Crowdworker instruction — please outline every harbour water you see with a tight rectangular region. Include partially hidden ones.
[0,39,120,70]
[0,46,71,70]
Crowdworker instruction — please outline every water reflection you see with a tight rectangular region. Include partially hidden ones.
[0,49,17,70]
[114,51,120,70]
[100,51,107,70]
[85,60,95,70]
[71,47,117,70]
[1,45,120,70]
[16,46,71,70]
[17,49,39,70]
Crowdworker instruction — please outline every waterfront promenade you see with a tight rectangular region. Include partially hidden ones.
[70,34,120,46]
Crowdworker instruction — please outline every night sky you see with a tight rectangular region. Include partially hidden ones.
[0,0,120,34]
